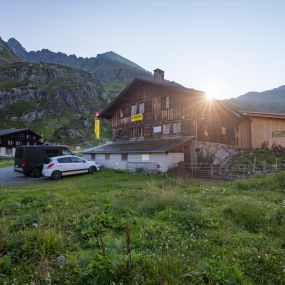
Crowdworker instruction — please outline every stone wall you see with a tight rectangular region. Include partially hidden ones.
[190,140,236,164]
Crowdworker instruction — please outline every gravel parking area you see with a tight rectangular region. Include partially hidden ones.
[0,166,49,186]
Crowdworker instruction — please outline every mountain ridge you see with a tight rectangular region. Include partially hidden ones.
[7,38,152,83]
[226,85,285,113]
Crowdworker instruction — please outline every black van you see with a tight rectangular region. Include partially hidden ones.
[14,145,73,177]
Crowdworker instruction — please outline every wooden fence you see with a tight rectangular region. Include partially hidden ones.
[182,162,278,180]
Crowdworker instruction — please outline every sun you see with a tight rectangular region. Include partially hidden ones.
[206,93,215,101]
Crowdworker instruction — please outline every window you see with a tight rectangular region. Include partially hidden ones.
[8,140,13,145]
[71,157,85,163]
[272,131,285,137]
[15,141,21,146]
[142,154,149,161]
[161,96,170,110]
[119,108,124,118]
[5,148,12,156]
[105,153,110,160]
[162,124,170,135]
[131,104,137,116]
[173,122,181,134]
[138,102,145,114]
[91,154,96,160]
[121,153,128,161]
[222,127,227,135]
[123,106,130,117]
[166,96,170,109]
[203,122,208,136]
[46,148,61,157]
[130,128,136,139]
[137,127,144,138]
[58,157,72,163]
[26,135,30,139]
[62,148,72,156]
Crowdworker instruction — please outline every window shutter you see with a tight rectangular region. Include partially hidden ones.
[145,100,152,113]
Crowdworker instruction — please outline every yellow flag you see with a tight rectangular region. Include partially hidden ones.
[95,112,100,139]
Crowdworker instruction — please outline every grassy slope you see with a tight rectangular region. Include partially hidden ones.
[0,170,284,284]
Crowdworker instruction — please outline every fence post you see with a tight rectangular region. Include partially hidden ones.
[253,156,256,172]
[226,165,228,179]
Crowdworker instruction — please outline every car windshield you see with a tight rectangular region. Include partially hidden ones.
[62,148,73,156]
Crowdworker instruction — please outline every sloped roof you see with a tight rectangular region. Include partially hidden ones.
[0,128,42,137]
[98,78,204,119]
[0,128,27,136]
[82,136,194,154]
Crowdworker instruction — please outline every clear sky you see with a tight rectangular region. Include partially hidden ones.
[1,0,285,99]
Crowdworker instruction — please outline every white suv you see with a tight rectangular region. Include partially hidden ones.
[42,155,100,180]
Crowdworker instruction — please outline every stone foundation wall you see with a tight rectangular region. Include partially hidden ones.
[190,141,236,164]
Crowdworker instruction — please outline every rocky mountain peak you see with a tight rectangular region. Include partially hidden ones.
[7,38,27,59]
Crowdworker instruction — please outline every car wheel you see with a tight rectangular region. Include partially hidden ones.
[51,170,62,180]
[88,166,97,174]
[31,168,42,178]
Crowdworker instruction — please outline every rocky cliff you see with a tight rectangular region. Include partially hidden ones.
[0,37,107,144]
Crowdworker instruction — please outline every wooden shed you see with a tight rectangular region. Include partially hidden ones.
[237,112,285,149]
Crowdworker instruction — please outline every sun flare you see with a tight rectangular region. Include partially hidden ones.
[206,93,215,101]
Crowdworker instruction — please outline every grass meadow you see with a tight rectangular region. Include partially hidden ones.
[0,170,284,284]
[0,158,13,168]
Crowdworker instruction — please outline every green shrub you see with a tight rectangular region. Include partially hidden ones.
[0,255,12,274]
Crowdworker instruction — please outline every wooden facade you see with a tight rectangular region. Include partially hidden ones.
[238,112,285,149]
[100,77,243,146]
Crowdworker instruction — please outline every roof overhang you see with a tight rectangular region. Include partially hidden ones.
[82,136,194,154]
[242,111,285,120]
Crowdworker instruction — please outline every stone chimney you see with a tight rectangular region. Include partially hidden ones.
[153,68,164,83]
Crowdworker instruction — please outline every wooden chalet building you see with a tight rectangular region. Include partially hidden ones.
[83,69,245,172]
[0,128,42,157]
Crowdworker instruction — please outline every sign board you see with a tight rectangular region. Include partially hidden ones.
[131,113,143,122]
[153,126,161,133]
[142,154,150,161]
[272,131,285,138]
